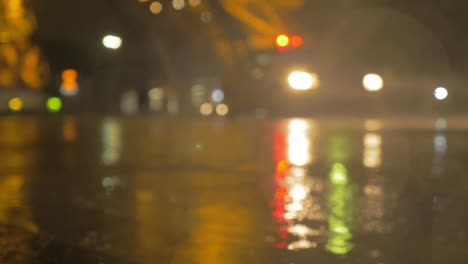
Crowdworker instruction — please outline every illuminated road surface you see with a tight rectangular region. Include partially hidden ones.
[0,116,467,263]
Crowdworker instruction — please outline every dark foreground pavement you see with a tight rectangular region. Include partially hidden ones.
[0,116,467,263]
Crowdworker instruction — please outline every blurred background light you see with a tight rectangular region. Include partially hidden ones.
[149,87,164,100]
[102,35,122,50]
[434,87,448,101]
[276,34,290,48]
[8,97,23,112]
[60,69,79,96]
[363,74,383,92]
[120,90,139,114]
[290,35,303,48]
[211,88,224,103]
[200,102,213,116]
[47,97,62,113]
[149,1,163,14]
[188,0,201,7]
[288,71,318,90]
[172,0,185,10]
[149,88,165,112]
[200,11,212,23]
[215,103,229,116]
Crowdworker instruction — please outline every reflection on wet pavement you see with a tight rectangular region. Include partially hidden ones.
[0,116,467,263]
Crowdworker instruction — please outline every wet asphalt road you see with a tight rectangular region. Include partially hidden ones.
[0,116,467,263]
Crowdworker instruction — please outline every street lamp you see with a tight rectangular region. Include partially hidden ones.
[363,73,383,92]
[102,35,122,50]
[288,71,319,90]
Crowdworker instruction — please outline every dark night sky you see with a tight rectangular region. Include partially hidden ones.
[30,0,468,81]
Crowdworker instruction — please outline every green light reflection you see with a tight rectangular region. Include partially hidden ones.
[326,162,353,255]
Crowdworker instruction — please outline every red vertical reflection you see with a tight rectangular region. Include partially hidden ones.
[272,129,289,241]
[274,131,287,162]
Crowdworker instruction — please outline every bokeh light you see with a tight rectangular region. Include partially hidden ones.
[200,103,213,116]
[215,103,229,116]
[363,74,383,92]
[149,1,163,14]
[148,88,164,100]
[188,0,201,7]
[148,88,165,111]
[47,97,62,113]
[60,69,79,96]
[211,88,224,103]
[172,0,185,10]
[200,11,212,23]
[276,34,290,48]
[8,97,23,112]
[102,35,122,49]
[434,87,448,101]
[290,35,303,47]
[288,71,318,90]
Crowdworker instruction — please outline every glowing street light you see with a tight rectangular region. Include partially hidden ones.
[102,35,122,50]
[363,73,384,92]
[434,87,448,101]
[288,71,319,91]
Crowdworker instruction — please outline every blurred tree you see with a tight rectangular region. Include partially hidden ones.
[0,0,48,89]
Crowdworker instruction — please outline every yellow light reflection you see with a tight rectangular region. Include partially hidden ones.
[63,116,77,142]
[0,175,38,233]
[364,119,383,131]
[363,133,382,168]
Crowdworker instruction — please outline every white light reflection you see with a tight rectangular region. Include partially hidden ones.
[435,118,447,131]
[288,239,317,250]
[271,119,325,251]
[434,134,447,153]
[288,120,311,166]
[432,133,447,177]
[363,133,382,169]
[101,119,122,166]
[288,224,322,237]
[289,185,308,201]
[362,126,385,234]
